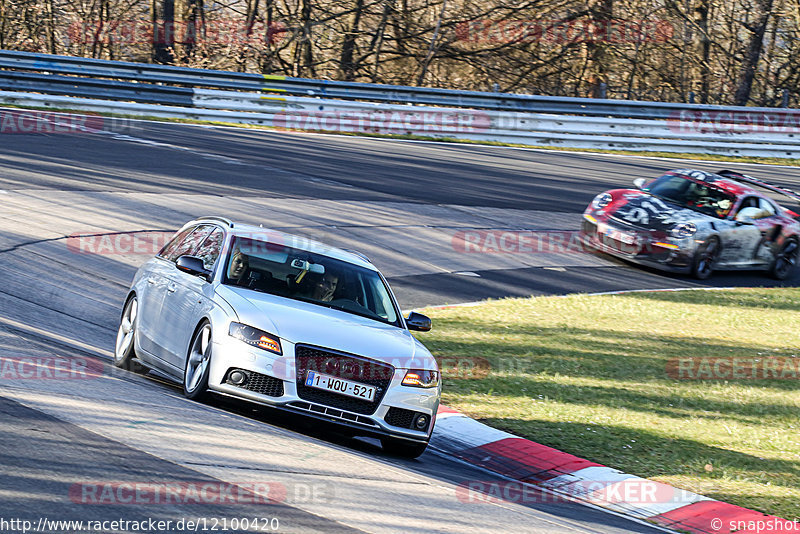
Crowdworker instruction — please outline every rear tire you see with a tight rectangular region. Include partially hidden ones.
[184,322,213,401]
[381,437,428,459]
[691,237,720,280]
[770,239,799,280]
[113,296,148,374]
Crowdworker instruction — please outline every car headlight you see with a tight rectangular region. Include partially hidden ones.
[402,369,440,388]
[591,193,613,210]
[228,322,282,354]
[671,223,697,239]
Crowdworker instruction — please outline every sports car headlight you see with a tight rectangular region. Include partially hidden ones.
[671,223,697,239]
[591,193,613,210]
[402,370,440,388]
[228,322,282,354]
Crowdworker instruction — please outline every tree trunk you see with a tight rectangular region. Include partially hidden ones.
[734,0,775,105]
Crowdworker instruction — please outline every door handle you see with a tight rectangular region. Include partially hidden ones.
[167,284,177,293]
[147,278,156,285]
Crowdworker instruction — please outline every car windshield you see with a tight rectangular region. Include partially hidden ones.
[644,173,736,219]
[222,237,400,326]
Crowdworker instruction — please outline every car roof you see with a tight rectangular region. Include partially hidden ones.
[183,218,376,271]
[666,169,760,198]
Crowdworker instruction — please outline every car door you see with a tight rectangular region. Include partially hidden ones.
[135,226,194,359]
[160,226,224,373]
[147,225,215,368]
[719,196,765,266]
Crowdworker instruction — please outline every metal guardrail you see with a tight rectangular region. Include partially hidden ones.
[0,49,794,120]
[0,49,798,158]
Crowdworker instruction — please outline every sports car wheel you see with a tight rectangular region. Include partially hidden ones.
[770,239,799,280]
[381,437,428,459]
[113,296,148,373]
[691,237,719,280]
[184,322,213,400]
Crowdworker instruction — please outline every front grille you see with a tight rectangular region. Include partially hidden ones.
[295,344,394,415]
[287,401,379,427]
[224,368,284,397]
[384,407,429,431]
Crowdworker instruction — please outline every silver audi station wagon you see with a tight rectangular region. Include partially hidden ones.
[114,217,441,457]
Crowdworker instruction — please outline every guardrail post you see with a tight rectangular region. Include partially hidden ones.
[688,91,695,104]
[597,83,607,99]
[781,89,790,108]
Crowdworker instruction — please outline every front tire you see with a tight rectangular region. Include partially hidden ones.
[770,239,799,280]
[381,437,428,459]
[691,237,720,280]
[184,322,213,401]
[114,296,148,373]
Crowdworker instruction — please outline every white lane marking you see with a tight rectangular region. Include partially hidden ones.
[0,190,8,194]
[453,271,481,277]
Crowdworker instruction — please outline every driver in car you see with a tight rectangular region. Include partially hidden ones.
[228,248,249,283]
[311,271,339,302]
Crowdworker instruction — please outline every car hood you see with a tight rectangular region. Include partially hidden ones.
[605,190,716,231]
[215,285,435,369]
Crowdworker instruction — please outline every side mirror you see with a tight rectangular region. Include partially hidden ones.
[633,178,646,189]
[176,255,211,281]
[406,311,432,332]
[734,207,761,225]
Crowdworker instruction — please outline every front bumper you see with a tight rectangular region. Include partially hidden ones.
[206,337,440,444]
[580,216,696,273]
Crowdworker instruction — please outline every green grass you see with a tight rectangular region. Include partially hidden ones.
[1,102,799,166]
[416,288,800,519]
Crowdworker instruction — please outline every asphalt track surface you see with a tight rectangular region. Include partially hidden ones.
[2,119,800,533]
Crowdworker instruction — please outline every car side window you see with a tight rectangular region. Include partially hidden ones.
[158,227,194,259]
[165,225,214,262]
[758,198,777,217]
[194,227,224,270]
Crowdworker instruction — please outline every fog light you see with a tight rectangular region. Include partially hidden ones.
[229,370,248,386]
[413,414,429,431]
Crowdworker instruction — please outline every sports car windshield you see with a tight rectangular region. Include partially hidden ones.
[222,237,400,326]
[644,173,736,219]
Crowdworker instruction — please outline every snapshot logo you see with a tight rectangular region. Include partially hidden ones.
[667,110,800,135]
[456,480,696,506]
[667,356,800,380]
[0,110,134,134]
[455,19,673,44]
[272,110,491,135]
[69,481,331,505]
[67,20,288,46]
[0,355,103,380]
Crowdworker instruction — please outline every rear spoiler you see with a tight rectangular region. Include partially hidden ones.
[717,169,800,205]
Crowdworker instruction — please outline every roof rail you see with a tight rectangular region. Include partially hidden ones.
[196,216,234,228]
[344,249,372,263]
[717,170,800,204]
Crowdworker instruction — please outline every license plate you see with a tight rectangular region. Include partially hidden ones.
[604,228,636,245]
[305,371,376,401]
